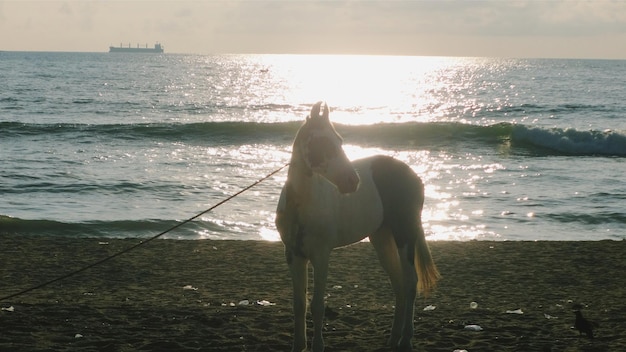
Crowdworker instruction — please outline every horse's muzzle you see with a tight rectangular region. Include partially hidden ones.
[337,170,360,194]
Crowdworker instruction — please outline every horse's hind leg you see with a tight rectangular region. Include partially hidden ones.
[370,228,405,347]
[286,250,308,352]
[396,237,418,351]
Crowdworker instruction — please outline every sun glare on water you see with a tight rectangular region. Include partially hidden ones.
[254,54,469,125]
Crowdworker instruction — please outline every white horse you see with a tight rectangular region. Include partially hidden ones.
[276,102,439,352]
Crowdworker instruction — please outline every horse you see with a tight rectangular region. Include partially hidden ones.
[275,101,440,352]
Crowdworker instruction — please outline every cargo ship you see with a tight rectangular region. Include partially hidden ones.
[109,43,164,53]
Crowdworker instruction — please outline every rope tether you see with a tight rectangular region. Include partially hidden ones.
[0,163,289,302]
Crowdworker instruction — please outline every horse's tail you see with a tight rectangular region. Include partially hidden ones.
[414,220,440,297]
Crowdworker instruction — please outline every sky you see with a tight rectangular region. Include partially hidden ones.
[0,0,625,59]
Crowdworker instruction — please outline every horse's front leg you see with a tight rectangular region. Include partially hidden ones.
[310,251,331,352]
[287,249,308,352]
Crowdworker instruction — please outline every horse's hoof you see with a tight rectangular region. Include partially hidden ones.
[312,338,325,352]
[312,345,325,352]
[394,339,413,352]
[291,342,306,352]
[387,335,401,347]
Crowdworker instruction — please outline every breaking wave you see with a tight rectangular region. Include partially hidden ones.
[0,215,219,239]
[2,121,625,156]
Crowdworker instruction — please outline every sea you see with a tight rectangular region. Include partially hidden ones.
[1,52,625,242]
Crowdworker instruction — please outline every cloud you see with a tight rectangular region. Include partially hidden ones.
[200,1,621,53]
[206,1,625,41]
[58,2,72,16]
[455,1,626,37]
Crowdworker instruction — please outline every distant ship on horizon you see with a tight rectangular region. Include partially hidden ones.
[109,43,164,53]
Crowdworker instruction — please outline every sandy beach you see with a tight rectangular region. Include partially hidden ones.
[0,235,624,351]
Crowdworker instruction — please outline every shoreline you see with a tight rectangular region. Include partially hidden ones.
[1,235,624,351]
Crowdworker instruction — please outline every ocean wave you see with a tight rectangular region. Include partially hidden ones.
[0,181,178,195]
[542,211,626,225]
[340,121,513,148]
[0,121,301,145]
[0,120,511,146]
[510,125,626,156]
[0,215,215,238]
[3,120,625,156]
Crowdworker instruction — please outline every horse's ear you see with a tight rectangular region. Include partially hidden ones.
[308,101,329,122]
[321,102,329,120]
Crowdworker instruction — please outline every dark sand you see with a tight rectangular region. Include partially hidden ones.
[1,235,624,351]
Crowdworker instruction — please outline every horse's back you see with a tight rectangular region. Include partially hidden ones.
[354,155,423,203]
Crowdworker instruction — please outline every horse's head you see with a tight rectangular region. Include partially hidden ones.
[293,101,360,194]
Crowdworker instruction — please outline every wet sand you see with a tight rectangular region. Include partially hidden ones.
[1,235,624,351]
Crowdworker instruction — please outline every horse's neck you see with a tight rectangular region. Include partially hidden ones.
[286,157,313,204]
